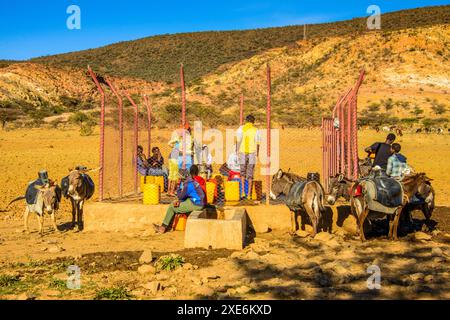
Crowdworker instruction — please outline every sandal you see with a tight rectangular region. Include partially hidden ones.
[152,223,162,234]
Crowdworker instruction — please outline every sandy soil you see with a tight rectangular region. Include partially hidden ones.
[0,128,449,300]
[0,206,449,300]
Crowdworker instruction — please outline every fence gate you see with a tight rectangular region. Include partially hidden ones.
[322,70,365,193]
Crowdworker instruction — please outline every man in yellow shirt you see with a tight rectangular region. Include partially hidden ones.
[237,115,261,199]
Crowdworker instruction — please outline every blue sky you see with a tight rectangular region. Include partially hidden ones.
[0,0,448,60]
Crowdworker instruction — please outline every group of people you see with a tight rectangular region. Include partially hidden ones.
[365,133,412,179]
[149,114,262,234]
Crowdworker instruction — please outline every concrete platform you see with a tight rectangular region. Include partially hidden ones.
[184,208,247,250]
[83,201,357,235]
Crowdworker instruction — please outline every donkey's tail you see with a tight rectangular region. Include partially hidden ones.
[7,196,26,208]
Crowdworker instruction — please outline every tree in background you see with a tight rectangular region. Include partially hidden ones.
[431,102,447,115]
[0,101,21,129]
[69,111,96,136]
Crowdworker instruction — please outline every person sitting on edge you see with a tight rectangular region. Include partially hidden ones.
[386,143,409,179]
[153,165,205,234]
[137,145,150,176]
[364,133,396,171]
[237,115,261,199]
[148,147,164,170]
[167,142,180,197]
[147,146,168,192]
[192,165,207,200]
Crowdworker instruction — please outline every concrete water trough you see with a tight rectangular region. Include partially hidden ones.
[184,208,247,251]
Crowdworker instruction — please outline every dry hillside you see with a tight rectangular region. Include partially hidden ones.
[0,9,449,128]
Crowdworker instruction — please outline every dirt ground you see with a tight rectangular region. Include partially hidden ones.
[0,127,449,300]
[0,206,449,300]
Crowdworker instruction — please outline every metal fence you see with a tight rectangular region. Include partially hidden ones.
[322,70,365,192]
[89,65,365,203]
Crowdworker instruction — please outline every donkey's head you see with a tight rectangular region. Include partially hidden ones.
[35,181,59,213]
[327,174,353,205]
[271,169,296,200]
[402,173,433,199]
[67,167,89,195]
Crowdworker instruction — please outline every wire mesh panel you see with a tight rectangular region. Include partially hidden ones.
[322,70,365,191]
[103,101,121,199]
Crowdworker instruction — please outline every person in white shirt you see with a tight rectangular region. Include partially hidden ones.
[226,144,241,179]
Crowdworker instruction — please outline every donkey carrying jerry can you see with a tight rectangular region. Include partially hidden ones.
[271,170,326,236]
[8,170,62,235]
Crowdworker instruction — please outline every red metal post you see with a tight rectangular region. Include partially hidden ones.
[322,118,325,189]
[105,79,123,198]
[123,90,140,195]
[352,69,365,180]
[339,101,345,174]
[180,64,187,170]
[240,94,244,126]
[87,66,105,202]
[266,64,272,206]
[346,98,352,180]
[143,95,152,156]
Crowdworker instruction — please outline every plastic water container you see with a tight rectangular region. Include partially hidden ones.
[143,183,160,205]
[225,181,240,202]
[141,176,155,191]
[173,214,188,231]
[154,176,165,193]
[206,181,216,204]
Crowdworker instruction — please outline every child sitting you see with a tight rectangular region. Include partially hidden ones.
[386,143,409,179]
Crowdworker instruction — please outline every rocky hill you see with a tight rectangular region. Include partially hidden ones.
[31,5,450,83]
[0,6,449,129]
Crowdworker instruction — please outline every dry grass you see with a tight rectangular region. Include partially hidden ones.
[0,127,449,220]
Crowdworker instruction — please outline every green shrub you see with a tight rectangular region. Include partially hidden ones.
[156,254,185,272]
[0,275,20,288]
[94,287,133,300]
[48,278,67,291]
[80,123,94,136]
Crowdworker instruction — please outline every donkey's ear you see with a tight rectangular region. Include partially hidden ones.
[277,170,284,180]
[338,174,344,182]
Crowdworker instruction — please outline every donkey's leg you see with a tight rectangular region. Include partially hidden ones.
[78,200,84,231]
[290,211,297,234]
[23,207,30,233]
[388,214,395,239]
[51,210,59,232]
[304,205,318,237]
[37,214,44,236]
[359,208,369,242]
[70,198,76,228]
[392,208,402,241]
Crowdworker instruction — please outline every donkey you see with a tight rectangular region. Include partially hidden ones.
[350,172,430,241]
[271,169,326,236]
[9,181,61,235]
[327,174,353,205]
[62,167,95,231]
[401,174,435,231]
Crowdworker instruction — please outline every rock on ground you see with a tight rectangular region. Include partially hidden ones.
[415,232,432,241]
[138,264,156,275]
[296,230,310,238]
[314,232,334,242]
[139,250,154,264]
[142,281,160,295]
